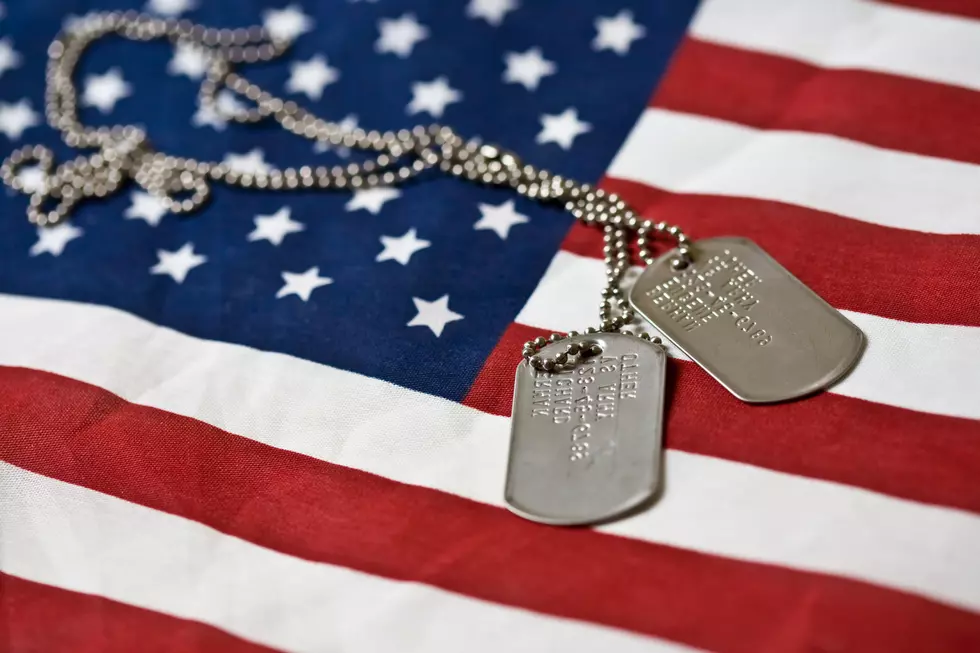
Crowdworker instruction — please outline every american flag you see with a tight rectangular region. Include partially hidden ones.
[2,0,980,650]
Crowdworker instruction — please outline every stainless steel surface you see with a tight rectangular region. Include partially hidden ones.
[505,333,666,526]
[630,237,864,403]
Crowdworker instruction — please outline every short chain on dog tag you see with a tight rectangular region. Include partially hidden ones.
[630,237,864,403]
[505,333,667,526]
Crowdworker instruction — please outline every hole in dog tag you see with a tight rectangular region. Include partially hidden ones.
[630,237,864,403]
[505,333,666,526]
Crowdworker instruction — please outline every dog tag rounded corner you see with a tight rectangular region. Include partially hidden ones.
[504,332,667,526]
[629,237,865,404]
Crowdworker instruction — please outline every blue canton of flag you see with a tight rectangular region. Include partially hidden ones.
[0,0,697,400]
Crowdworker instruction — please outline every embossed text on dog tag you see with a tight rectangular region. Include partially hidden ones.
[630,237,864,403]
[505,333,667,526]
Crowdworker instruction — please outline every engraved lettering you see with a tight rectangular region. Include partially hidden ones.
[528,370,579,422]
[643,251,773,346]
[619,354,640,399]
[569,424,591,462]
[596,383,617,420]
[599,355,617,373]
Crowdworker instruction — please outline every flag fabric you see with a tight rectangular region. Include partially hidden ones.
[2,0,980,650]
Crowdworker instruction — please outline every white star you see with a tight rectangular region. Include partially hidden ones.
[263,5,314,43]
[286,55,339,100]
[474,200,528,239]
[29,223,82,257]
[15,165,46,194]
[345,187,400,214]
[277,266,333,301]
[167,42,210,79]
[124,191,168,226]
[536,108,591,150]
[146,0,196,16]
[0,99,39,140]
[223,148,271,175]
[376,14,428,58]
[466,0,518,26]
[0,38,21,78]
[313,114,357,155]
[82,68,132,114]
[150,243,207,283]
[407,77,461,118]
[593,10,645,55]
[248,206,305,245]
[376,228,430,265]
[503,48,555,91]
[407,295,464,337]
[192,91,246,131]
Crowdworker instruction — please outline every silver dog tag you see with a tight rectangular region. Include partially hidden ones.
[630,237,864,403]
[505,333,667,526]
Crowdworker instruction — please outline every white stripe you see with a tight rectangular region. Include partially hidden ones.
[0,463,690,653]
[607,109,980,235]
[515,251,980,420]
[692,0,980,92]
[1,293,980,613]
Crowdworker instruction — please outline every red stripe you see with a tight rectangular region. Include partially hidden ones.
[567,177,980,327]
[3,366,980,653]
[653,38,980,164]
[463,323,980,515]
[876,0,980,20]
[0,572,279,653]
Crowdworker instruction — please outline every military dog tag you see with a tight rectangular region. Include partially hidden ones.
[630,237,864,403]
[505,333,667,526]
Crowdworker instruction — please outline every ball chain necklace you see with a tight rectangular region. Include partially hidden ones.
[1,12,865,526]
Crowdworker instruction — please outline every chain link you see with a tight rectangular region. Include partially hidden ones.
[0,11,694,371]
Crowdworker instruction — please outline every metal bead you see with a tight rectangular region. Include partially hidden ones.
[533,336,547,347]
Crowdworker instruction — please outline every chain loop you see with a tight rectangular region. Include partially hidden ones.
[1,11,694,369]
